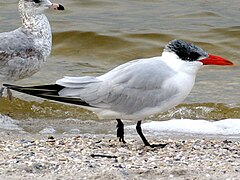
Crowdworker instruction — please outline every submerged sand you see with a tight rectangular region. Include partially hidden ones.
[0,132,239,180]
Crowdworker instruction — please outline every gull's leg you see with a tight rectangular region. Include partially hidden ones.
[7,88,13,101]
[0,87,4,97]
[116,119,126,143]
[136,120,167,148]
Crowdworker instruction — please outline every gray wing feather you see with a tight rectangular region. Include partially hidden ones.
[58,58,178,114]
[0,29,44,80]
[0,29,34,53]
[56,76,102,88]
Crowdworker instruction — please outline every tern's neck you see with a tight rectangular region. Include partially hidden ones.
[161,52,202,75]
[20,13,52,58]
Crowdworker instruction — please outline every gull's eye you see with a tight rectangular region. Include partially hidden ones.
[33,0,41,3]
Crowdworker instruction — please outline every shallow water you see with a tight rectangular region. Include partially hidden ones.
[0,0,239,136]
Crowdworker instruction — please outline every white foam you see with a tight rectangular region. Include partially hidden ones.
[137,119,240,136]
[39,126,56,134]
[0,115,23,131]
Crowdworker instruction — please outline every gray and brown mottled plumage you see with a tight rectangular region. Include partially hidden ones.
[0,0,64,97]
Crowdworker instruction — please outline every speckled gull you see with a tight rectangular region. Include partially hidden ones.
[0,0,64,98]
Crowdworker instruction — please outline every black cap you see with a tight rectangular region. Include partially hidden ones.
[57,4,65,10]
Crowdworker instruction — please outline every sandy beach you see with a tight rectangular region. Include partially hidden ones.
[0,132,239,180]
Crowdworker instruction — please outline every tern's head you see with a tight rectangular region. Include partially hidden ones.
[19,0,64,16]
[164,39,233,66]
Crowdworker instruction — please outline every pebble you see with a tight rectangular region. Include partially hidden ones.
[0,134,239,179]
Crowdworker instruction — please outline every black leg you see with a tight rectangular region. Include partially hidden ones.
[136,120,167,148]
[116,119,126,143]
[136,120,151,146]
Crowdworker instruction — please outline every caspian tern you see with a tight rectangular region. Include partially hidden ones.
[0,0,64,99]
[4,39,234,147]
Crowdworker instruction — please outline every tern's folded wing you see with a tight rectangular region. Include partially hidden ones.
[57,58,179,114]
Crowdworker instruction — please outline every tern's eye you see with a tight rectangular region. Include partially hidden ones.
[33,0,41,3]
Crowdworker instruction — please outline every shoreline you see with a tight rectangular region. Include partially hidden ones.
[0,132,239,179]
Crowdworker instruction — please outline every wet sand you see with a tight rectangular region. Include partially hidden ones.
[0,132,239,179]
